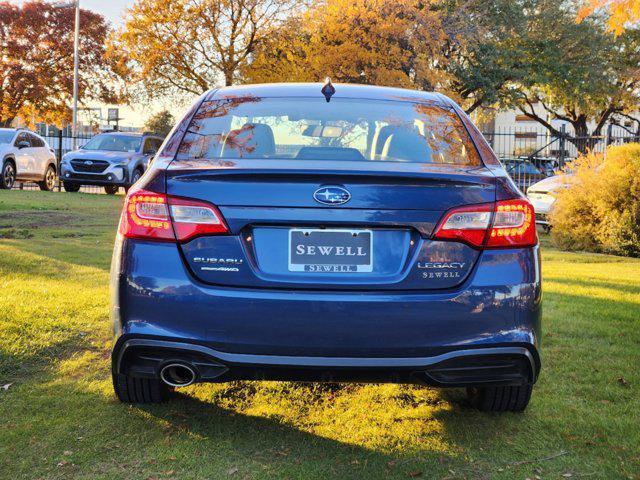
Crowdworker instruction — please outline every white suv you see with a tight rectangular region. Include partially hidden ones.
[0,128,58,191]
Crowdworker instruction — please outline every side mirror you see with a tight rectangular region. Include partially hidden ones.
[144,149,157,156]
[17,141,30,149]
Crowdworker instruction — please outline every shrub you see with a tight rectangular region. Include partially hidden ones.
[550,143,640,257]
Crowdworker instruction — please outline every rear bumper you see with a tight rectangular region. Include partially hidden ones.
[112,337,540,387]
[528,194,555,225]
[111,238,542,386]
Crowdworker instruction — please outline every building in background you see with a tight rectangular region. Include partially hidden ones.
[478,103,639,162]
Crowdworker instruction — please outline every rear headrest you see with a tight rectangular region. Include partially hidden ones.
[370,125,404,159]
[220,123,275,158]
[381,130,432,163]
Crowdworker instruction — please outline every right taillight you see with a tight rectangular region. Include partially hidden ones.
[118,188,228,242]
[486,199,536,248]
[433,198,537,249]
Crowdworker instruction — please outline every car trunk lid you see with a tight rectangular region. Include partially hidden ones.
[165,161,495,290]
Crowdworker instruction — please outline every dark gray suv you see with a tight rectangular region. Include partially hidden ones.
[60,132,164,194]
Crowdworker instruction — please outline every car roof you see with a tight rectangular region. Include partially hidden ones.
[0,128,42,137]
[504,158,534,163]
[205,82,450,105]
[99,131,143,137]
[97,131,163,138]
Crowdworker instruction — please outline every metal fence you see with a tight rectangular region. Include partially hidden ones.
[13,126,640,195]
[483,124,640,192]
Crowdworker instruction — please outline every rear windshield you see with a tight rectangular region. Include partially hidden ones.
[177,97,481,166]
[82,134,142,153]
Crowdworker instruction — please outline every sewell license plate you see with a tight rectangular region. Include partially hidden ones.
[288,228,373,273]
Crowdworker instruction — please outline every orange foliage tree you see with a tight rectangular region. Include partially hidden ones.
[577,0,640,35]
[111,0,301,100]
[242,0,537,115]
[243,0,449,94]
[0,1,124,127]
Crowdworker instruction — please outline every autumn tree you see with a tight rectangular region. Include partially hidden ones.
[578,0,640,35]
[244,0,640,144]
[243,0,450,94]
[112,0,302,101]
[144,109,175,135]
[0,1,123,127]
[242,0,531,114]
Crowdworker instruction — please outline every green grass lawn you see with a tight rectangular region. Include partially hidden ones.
[0,190,638,479]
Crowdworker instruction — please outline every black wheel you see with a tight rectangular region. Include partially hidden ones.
[467,384,533,412]
[112,373,169,404]
[63,181,81,192]
[131,168,143,185]
[38,165,57,191]
[0,160,16,189]
[104,185,120,195]
[125,168,143,193]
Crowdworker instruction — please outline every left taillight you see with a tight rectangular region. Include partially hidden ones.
[118,188,228,242]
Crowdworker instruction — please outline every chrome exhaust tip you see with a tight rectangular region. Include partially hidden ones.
[159,363,197,387]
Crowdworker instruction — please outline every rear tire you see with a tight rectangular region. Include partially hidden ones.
[104,185,120,195]
[467,384,533,412]
[0,160,16,189]
[63,181,81,192]
[112,373,168,403]
[38,165,56,191]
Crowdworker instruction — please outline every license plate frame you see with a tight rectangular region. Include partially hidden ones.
[288,228,373,273]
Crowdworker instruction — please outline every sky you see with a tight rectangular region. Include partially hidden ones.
[9,0,133,24]
[11,0,178,128]
[79,0,133,25]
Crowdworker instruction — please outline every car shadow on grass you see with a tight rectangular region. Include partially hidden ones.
[133,382,555,477]
[2,374,474,479]
[130,387,482,478]
[0,332,96,383]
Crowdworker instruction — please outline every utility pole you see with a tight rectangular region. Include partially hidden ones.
[54,1,81,149]
[72,0,80,149]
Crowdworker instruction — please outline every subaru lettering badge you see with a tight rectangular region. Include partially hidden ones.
[313,186,351,205]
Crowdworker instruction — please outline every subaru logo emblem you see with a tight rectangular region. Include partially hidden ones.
[84,160,93,165]
[313,186,351,205]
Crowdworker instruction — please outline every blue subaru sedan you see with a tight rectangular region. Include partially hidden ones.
[110,83,541,412]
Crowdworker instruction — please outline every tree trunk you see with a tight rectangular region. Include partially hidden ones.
[0,118,14,128]
[568,117,596,154]
[224,70,234,86]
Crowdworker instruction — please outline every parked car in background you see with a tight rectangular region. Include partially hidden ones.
[529,157,560,177]
[0,128,57,191]
[111,83,541,412]
[501,158,548,193]
[60,131,164,194]
[527,173,574,230]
